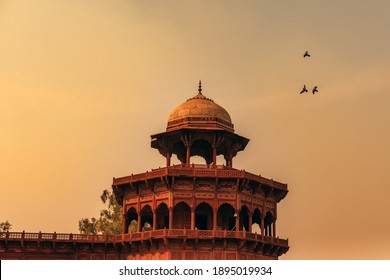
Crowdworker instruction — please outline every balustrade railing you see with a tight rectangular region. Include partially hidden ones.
[0,230,288,248]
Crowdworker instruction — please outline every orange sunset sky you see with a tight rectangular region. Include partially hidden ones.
[1,0,390,259]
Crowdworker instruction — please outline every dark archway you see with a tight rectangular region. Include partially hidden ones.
[240,205,250,231]
[264,211,274,237]
[190,139,213,165]
[155,203,169,229]
[173,202,191,229]
[172,141,186,164]
[195,202,213,230]
[217,203,236,230]
[252,208,262,234]
[140,205,153,231]
[125,207,138,233]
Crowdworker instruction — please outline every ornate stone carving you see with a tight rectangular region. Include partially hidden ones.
[195,180,215,191]
[195,192,214,199]
[154,181,167,192]
[217,193,236,200]
[173,192,192,198]
[174,180,193,190]
[217,183,236,191]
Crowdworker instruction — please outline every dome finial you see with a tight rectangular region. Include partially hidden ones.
[198,80,202,95]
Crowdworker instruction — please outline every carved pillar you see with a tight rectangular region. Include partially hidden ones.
[181,133,192,166]
[166,152,171,167]
[169,207,173,230]
[261,216,265,236]
[153,210,157,230]
[137,213,141,232]
[186,146,191,166]
[273,220,276,238]
[248,213,252,233]
[191,207,195,230]
[213,209,217,231]
[235,210,240,232]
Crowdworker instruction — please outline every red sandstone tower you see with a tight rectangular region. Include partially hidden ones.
[112,81,289,260]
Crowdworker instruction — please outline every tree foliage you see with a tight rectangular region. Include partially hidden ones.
[0,220,12,232]
[78,189,122,235]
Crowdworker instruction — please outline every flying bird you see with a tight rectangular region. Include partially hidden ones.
[312,86,318,94]
[300,85,308,94]
[303,51,310,58]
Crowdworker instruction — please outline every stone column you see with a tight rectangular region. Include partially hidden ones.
[235,211,240,232]
[186,146,191,166]
[273,220,276,238]
[137,214,141,232]
[169,207,173,230]
[191,207,195,230]
[261,216,265,236]
[166,152,171,167]
[248,213,253,233]
[153,211,157,230]
[213,209,217,231]
[212,145,217,167]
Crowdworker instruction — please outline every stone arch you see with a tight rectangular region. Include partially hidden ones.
[251,208,262,234]
[155,202,169,229]
[264,211,275,237]
[171,140,186,164]
[195,202,213,230]
[173,201,191,229]
[217,203,236,230]
[125,207,138,233]
[140,205,153,231]
[190,139,213,164]
[239,205,250,231]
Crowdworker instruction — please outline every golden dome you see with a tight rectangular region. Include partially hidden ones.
[167,82,234,132]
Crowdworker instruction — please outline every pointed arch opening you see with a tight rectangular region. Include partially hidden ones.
[190,139,213,165]
[195,202,213,230]
[155,202,169,229]
[217,203,236,230]
[239,205,250,231]
[125,207,138,233]
[173,202,191,229]
[140,205,153,231]
[172,141,186,164]
[251,208,262,234]
[264,211,274,237]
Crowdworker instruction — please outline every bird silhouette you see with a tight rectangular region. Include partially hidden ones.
[312,86,318,94]
[303,51,310,58]
[300,85,308,94]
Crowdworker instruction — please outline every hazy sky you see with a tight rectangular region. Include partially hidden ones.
[1,0,390,259]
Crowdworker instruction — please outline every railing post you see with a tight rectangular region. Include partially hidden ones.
[22,230,25,240]
[70,233,73,241]
[6,231,9,239]
[54,232,57,240]
[38,231,41,240]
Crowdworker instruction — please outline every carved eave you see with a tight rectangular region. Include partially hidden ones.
[151,129,249,162]
[112,165,288,205]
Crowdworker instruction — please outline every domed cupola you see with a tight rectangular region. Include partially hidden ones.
[167,81,234,133]
[151,81,249,167]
